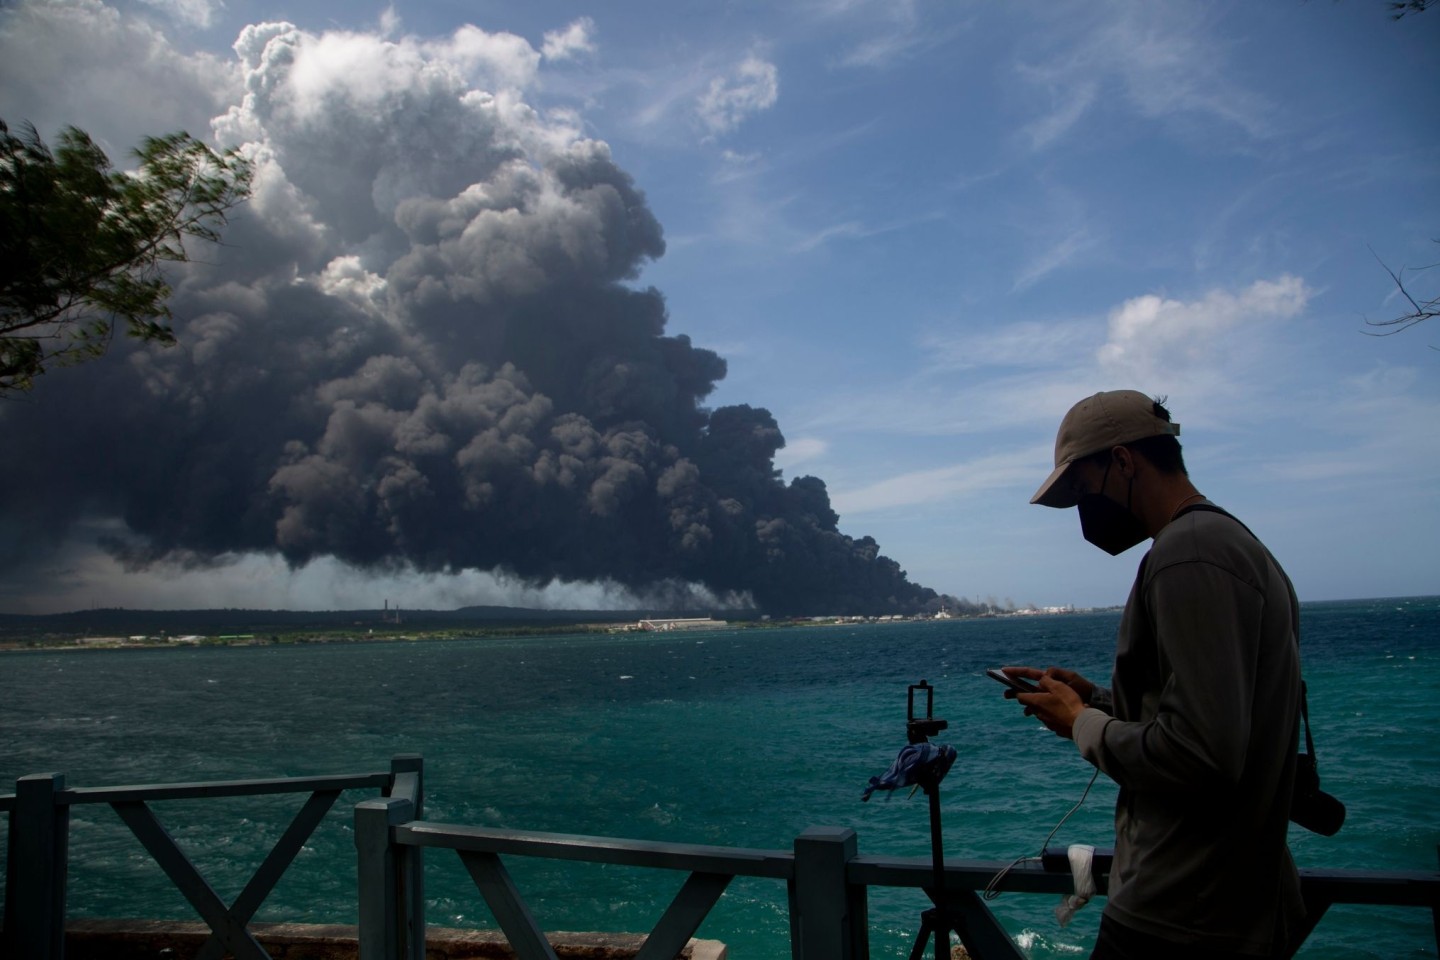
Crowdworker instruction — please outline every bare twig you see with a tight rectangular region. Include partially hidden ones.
[1363,244,1439,346]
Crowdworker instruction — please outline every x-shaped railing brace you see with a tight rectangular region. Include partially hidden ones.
[110,789,343,960]
[458,849,732,960]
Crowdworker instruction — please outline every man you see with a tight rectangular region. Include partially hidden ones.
[1006,390,1304,960]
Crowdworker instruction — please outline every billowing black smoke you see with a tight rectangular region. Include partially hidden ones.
[0,21,954,617]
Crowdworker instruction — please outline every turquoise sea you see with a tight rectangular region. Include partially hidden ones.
[1,596,1436,958]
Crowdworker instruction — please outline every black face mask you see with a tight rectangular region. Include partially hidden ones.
[1077,461,1149,556]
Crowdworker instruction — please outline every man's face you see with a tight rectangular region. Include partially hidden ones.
[1065,455,1110,507]
[1067,447,1149,554]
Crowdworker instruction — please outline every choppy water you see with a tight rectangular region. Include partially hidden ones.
[1,596,1436,958]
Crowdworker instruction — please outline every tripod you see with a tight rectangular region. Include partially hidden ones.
[897,682,1026,960]
[904,760,1029,960]
[908,769,960,960]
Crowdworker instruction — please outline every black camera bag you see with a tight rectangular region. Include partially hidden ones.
[1290,681,1346,835]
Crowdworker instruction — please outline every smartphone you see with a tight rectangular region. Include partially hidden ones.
[986,667,1039,695]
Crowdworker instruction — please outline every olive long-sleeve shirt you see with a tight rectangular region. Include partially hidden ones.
[1071,503,1305,956]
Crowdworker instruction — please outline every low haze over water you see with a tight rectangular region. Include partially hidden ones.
[2,598,1436,958]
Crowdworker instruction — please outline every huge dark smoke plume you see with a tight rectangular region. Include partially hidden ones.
[0,21,956,617]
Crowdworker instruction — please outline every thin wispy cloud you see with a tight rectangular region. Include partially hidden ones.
[797,368,1093,440]
[619,52,780,147]
[1017,77,1098,152]
[807,0,960,70]
[1015,4,1276,152]
[697,54,779,135]
[711,149,766,183]
[138,0,223,29]
[791,220,865,253]
[831,447,1046,516]
[1012,227,1098,291]
[1102,9,1275,140]
[919,319,1098,373]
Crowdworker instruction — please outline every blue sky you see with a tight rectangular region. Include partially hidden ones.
[1,0,1437,612]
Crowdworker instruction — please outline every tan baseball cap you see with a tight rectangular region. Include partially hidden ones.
[1030,390,1180,508]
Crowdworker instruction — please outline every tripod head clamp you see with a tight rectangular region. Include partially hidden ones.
[907,679,949,744]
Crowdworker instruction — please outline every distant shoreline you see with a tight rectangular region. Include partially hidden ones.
[0,606,1129,652]
[5,596,1415,653]
[0,624,620,653]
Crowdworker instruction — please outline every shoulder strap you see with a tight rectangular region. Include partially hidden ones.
[1300,681,1316,757]
[1171,503,1318,761]
[1173,501,1256,538]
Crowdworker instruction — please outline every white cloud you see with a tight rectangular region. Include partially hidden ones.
[315,255,389,319]
[542,17,595,61]
[697,55,779,135]
[1097,275,1311,386]
[423,24,541,91]
[234,141,328,254]
[774,437,829,475]
[211,18,585,242]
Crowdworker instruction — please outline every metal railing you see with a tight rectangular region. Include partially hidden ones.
[353,801,1440,960]
[6,755,1438,960]
[2,754,422,960]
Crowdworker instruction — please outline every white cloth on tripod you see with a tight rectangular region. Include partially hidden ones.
[860,742,956,800]
[1054,843,1096,928]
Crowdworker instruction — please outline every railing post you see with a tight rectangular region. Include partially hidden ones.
[388,754,424,815]
[356,797,416,960]
[792,826,865,960]
[4,773,70,960]
[389,754,425,960]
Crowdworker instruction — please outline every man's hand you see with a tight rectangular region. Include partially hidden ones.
[1000,666,1094,740]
